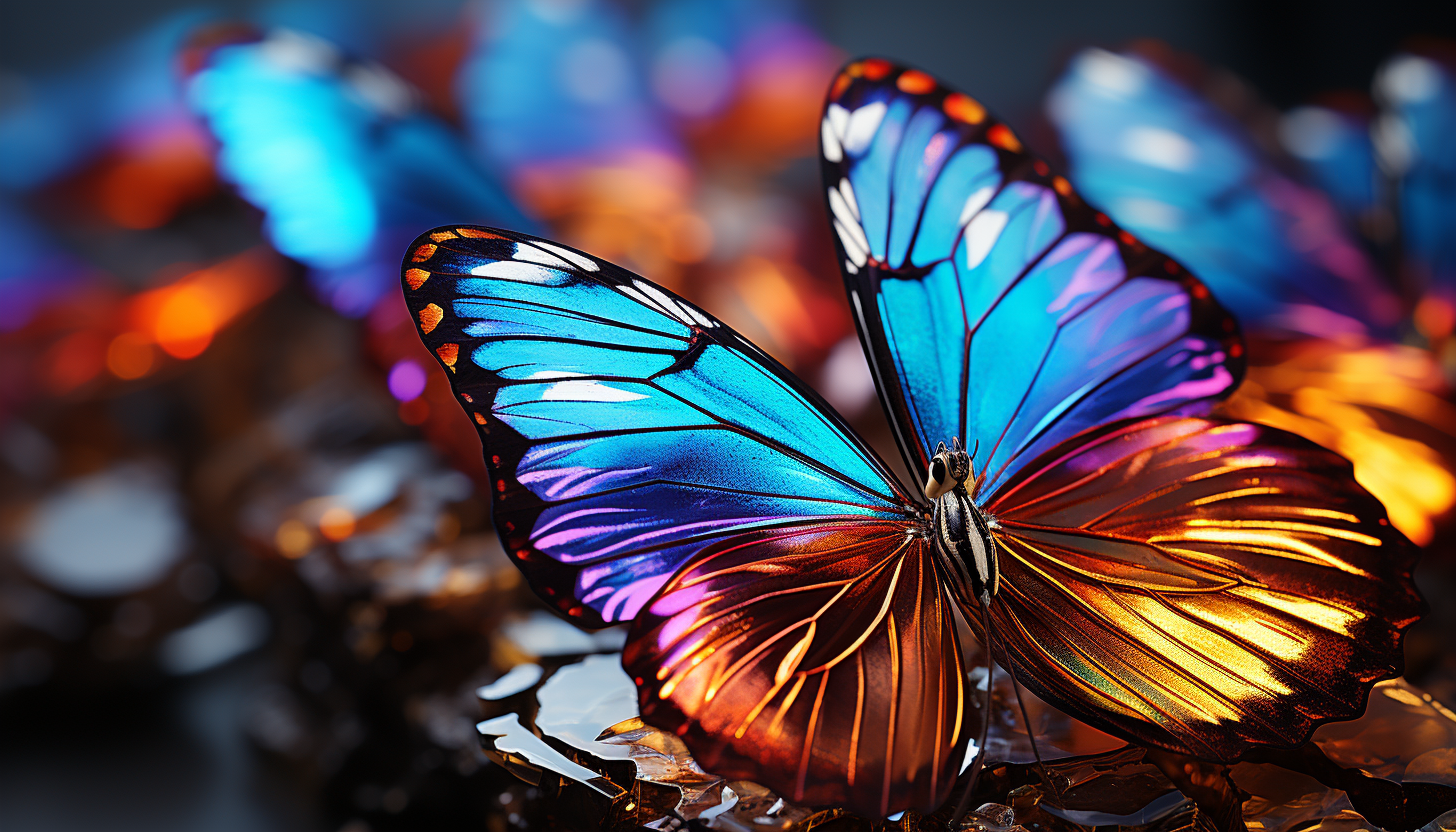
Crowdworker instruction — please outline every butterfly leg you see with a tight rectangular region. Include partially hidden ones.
[1243,743,1406,831]
[1143,747,1248,832]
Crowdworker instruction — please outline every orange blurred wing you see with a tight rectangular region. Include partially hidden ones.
[980,416,1423,762]
[623,520,967,817]
[1220,338,1456,545]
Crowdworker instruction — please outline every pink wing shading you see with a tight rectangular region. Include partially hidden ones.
[979,416,1423,761]
[622,519,966,817]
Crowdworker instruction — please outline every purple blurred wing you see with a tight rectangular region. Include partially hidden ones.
[820,59,1244,499]
[980,416,1423,761]
[623,520,966,816]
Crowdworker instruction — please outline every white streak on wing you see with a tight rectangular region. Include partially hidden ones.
[845,259,859,274]
[634,280,682,317]
[513,242,573,269]
[1075,48,1147,96]
[964,211,1008,269]
[821,116,843,163]
[838,177,861,221]
[957,185,996,227]
[827,103,850,139]
[535,241,601,271]
[541,379,648,402]
[1122,125,1197,171]
[679,302,715,328]
[835,218,869,267]
[616,282,653,307]
[843,101,887,156]
[471,260,568,283]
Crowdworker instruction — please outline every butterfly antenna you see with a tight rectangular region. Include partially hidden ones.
[950,603,996,827]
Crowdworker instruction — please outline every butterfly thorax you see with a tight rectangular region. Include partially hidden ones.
[923,439,999,607]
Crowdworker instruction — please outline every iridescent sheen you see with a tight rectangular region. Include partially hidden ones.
[402,228,912,631]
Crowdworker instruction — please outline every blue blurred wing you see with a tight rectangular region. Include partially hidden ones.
[1047,48,1401,339]
[458,0,678,168]
[187,28,535,316]
[401,226,916,628]
[1280,103,1381,224]
[1375,52,1456,293]
[821,59,1244,498]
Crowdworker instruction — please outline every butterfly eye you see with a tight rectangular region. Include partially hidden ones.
[924,454,952,500]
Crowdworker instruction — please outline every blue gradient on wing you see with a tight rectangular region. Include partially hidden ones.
[188,31,535,316]
[424,236,908,622]
[1047,48,1398,338]
[828,68,1239,499]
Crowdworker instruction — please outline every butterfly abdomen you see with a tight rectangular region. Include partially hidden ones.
[933,488,998,606]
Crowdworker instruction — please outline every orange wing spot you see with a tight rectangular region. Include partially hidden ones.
[461,392,473,402]
[1164,259,1180,274]
[475,412,487,425]
[492,455,501,466]
[1191,283,1209,299]
[830,72,853,100]
[1032,160,1050,177]
[496,479,506,493]
[856,58,893,80]
[412,243,437,262]
[436,343,459,372]
[457,227,503,239]
[1229,341,1244,358]
[1053,176,1073,196]
[896,70,936,94]
[1095,213,1113,227]
[404,268,430,290]
[943,92,985,124]
[430,230,458,242]
[986,123,1022,153]
[419,303,444,334]
[1118,230,1138,246]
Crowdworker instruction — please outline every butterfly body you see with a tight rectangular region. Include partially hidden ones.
[927,441,1000,606]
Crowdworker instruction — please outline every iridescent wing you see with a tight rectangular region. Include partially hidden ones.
[187,28,536,316]
[1047,48,1401,339]
[820,58,1244,496]
[1375,52,1456,293]
[980,415,1422,761]
[403,226,967,815]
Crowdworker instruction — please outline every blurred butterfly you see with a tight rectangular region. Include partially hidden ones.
[1373,50,1456,298]
[186,26,536,317]
[402,58,1419,812]
[1048,46,1456,544]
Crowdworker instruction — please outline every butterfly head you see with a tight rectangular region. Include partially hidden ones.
[924,438,973,501]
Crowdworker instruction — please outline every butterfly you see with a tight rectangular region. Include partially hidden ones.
[1373,50,1456,297]
[401,61,1421,818]
[186,26,537,317]
[1047,46,1456,545]
[1046,47,1404,342]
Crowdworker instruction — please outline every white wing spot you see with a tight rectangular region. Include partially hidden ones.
[542,379,647,402]
[535,241,600,271]
[1122,126,1197,171]
[1074,48,1148,95]
[821,116,843,163]
[838,177,861,221]
[843,101,887,156]
[471,260,569,283]
[957,185,996,227]
[834,218,870,267]
[964,210,1008,269]
[827,103,850,139]
[513,242,573,269]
